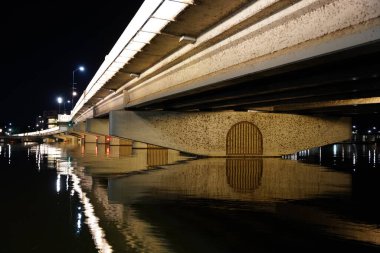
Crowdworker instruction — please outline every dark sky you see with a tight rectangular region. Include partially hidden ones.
[0,2,143,129]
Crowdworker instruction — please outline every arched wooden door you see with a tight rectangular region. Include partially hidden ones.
[226,121,263,156]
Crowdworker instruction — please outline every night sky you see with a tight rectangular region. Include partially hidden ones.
[0,2,143,129]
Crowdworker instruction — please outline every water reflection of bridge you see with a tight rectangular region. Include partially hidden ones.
[66,148,380,252]
[150,158,350,201]
[226,158,263,193]
[65,143,188,175]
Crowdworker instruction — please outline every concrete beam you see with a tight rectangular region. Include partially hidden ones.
[257,97,380,112]
[72,118,133,145]
[84,118,108,144]
[85,118,134,145]
[110,110,351,156]
[74,107,94,124]
[126,0,380,108]
[73,122,86,133]
[69,125,97,144]
[86,118,109,136]
[93,94,124,118]
[84,134,98,143]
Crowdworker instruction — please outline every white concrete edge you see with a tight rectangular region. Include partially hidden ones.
[100,0,284,101]
[72,0,193,121]
[84,0,288,120]
[71,0,164,117]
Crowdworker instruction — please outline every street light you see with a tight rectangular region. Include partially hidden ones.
[57,96,63,114]
[64,100,71,115]
[72,66,85,109]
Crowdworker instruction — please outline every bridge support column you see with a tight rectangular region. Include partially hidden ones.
[109,137,132,146]
[85,134,98,143]
[86,118,109,136]
[97,135,106,144]
[85,118,108,144]
[86,118,132,145]
[109,145,133,157]
[110,110,351,157]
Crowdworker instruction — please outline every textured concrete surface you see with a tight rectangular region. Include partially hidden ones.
[73,122,86,132]
[83,118,134,145]
[84,134,98,143]
[72,0,380,123]
[127,0,380,107]
[86,118,109,136]
[110,110,351,156]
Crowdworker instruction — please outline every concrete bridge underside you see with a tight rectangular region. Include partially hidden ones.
[39,0,378,156]
[72,0,380,121]
[69,111,350,157]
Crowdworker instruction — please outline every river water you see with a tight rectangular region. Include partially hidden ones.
[0,142,379,252]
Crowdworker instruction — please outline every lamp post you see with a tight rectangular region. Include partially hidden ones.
[65,100,71,115]
[67,99,71,107]
[72,66,85,109]
[57,97,63,114]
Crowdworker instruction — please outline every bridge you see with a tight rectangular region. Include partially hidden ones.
[16,0,380,156]
[0,135,43,144]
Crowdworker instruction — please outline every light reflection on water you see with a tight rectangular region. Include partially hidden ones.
[42,144,114,253]
[293,142,380,169]
[1,142,380,252]
[66,142,380,252]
